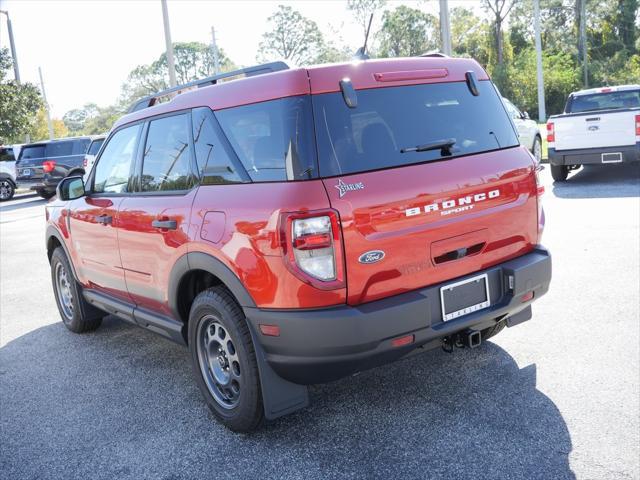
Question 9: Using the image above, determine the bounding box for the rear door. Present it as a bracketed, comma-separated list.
[117, 112, 197, 317]
[312, 79, 538, 305]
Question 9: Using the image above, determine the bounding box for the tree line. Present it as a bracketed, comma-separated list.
[1, 0, 638, 144]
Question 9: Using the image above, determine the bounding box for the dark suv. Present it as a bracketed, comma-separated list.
[16, 137, 93, 199]
[46, 58, 552, 432]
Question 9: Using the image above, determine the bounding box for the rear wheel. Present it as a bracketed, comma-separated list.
[550, 164, 568, 182]
[51, 247, 103, 333]
[188, 287, 264, 432]
[0, 179, 15, 201]
[37, 189, 55, 200]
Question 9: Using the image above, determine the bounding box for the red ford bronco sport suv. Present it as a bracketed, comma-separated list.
[46, 58, 551, 432]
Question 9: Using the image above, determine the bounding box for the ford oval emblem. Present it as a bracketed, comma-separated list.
[359, 250, 385, 264]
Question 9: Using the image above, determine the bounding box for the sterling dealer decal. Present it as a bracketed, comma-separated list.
[406, 189, 500, 217]
[335, 179, 365, 198]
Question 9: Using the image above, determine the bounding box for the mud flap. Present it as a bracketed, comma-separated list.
[506, 305, 532, 327]
[248, 325, 309, 420]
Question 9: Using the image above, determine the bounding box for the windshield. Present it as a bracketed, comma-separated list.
[567, 90, 640, 113]
[312, 80, 519, 177]
[88, 138, 105, 155]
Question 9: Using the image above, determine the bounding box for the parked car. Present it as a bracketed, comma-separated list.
[547, 84, 640, 181]
[0, 145, 18, 201]
[502, 97, 543, 163]
[46, 57, 551, 432]
[82, 136, 106, 181]
[15, 136, 93, 199]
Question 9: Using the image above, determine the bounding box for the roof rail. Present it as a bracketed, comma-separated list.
[127, 61, 289, 113]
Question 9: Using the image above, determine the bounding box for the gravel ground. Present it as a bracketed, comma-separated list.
[1, 164, 639, 480]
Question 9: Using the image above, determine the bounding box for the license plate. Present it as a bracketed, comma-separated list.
[440, 273, 490, 321]
[601, 152, 622, 163]
[22, 168, 32, 176]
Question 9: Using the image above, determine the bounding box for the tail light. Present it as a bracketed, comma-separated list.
[635, 115, 640, 136]
[280, 210, 345, 290]
[546, 122, 555, 143]
[83, 156, 88, 167]
[42, 160, 56, 173]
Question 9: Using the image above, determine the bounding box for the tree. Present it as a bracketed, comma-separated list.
[28, 109, 69, 141]
[0, 48, 43, 144]
[450, 7, 492, 65]
[378, 6, 439, 57]
[483, 0, 515, 65]
[257, 5, 324, 65]
[616, 0, 638, 52]
[347, 0, 386, 44]
[62, 103, 99, 135]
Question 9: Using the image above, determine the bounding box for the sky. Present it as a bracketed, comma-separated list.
[0, 0, 485, 118]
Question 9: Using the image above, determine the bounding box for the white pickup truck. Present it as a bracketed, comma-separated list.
[547, 85, 640, 181]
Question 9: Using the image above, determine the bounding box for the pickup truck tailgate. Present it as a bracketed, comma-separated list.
[554, 110, 637, 151]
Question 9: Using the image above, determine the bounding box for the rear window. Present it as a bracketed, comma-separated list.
[567, 90, 640, 113]
[313, 81, 519, 177]
[0, 148, 15, 162]
[88, 138, 104, 155]
[19, 145, 45, 160]
[215, 96, 317, 182]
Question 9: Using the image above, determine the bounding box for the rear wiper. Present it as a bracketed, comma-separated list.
[400, 138, 457, 155]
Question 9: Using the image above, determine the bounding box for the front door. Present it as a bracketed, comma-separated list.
[118, 113, 198, 317]
[69, 123, 142, 301]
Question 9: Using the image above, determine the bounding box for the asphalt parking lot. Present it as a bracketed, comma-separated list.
[1, 164, 638, 480]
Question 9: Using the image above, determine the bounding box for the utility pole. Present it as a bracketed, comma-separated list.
[38, 67, 54, 140]
[534, 0, 546, 121]
[210, 26, 220, 74]
[439, 0, 452, 56]
[579, 0, 588, 87]
[160, 0, 177, 87]
[0, 10, 21, 83]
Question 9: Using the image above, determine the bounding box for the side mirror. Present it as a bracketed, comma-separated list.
[522, 111, 530, 120]
[57, 176, 85, 201]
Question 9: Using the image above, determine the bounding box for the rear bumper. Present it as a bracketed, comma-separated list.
[16, 177, 59, 192]
[548, 143, 640, 166]
[245, 247, 552, 385]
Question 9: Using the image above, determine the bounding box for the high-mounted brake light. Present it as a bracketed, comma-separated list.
[279, 210, 345, 290]
[546, 122, 555, 143]
[43, 160, 56, 173]
[635, 115, 640, 136]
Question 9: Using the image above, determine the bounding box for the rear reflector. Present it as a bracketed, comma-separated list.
[259, 324, 280, 337]
[521, 291, 534, 302]
[391, 334, 414, 347]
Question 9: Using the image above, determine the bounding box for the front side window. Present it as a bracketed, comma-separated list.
[140, 114, 194, 192]
[216, 96, 317, 182]
[192, 107, 244, 185]
[93, 124, 141, 194]
[313, 81, 519, 177]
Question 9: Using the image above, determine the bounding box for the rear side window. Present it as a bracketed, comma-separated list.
[313, 81, 519, 177]
[216, 96, 317, 182]
[45, 141, 74, 157]
[19, 145, 45, 160]
[0, 148, 15, 162]
[93, 125, 141, 194]
[140, 114, 195, 192]
[192, 107, 244, 185]
[567, 90, 640, 113]
[88, 139, 104, 155]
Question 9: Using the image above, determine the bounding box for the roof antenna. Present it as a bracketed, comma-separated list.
[353, 14, 374, 60]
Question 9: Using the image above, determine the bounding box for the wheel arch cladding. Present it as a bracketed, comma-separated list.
[169, 252, 257, 334]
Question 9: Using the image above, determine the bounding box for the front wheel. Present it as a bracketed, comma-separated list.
[0, 179, 15, 201]
[188, 287, 264, 432]
[550, 164, 568, 182]
[532, 136, 542, 164]
[37, 189, 55, 200]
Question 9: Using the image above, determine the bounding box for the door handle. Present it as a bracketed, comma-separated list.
[152, 219, 177, 230]
[95, 214, 112, 225]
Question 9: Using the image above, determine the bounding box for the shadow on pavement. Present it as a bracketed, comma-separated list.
[0, 317, 575, 480]
[552, 163, 640, 199]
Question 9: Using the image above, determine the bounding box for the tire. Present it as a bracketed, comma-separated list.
[480, 321, 506, 341]
[550, 164, 568, 182]
[37, 189, 56, 200]
[50, 247, 103, 333]
[0, 179, 15, 201]
[532, 136, 542, 164]
[188, 287, 264, 432]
